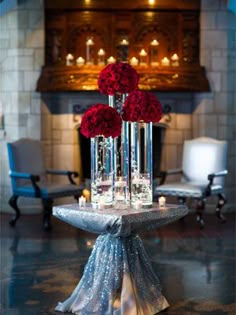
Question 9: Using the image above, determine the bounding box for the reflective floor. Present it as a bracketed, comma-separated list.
[0, 212, 235, 315]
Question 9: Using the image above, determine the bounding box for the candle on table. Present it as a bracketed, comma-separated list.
[115, 177, 127, 202]
[171, 53, 179, 67]
[158, 196, 166, 208]
[161, 57, 170, 67]
[66, 53, 74, 66]
[79, 196, 86, 207]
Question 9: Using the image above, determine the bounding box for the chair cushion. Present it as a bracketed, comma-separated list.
[15, 183, 83, 199]
[154, 181, 223, 198]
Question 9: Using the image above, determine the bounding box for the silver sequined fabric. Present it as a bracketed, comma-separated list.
[53, 203, 188, 237]
[53, 203, 188, 315]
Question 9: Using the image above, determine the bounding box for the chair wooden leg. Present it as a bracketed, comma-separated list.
[8, 195, 20, 227]
[216, 193, 226, 223]
[42, 199, 53, 231]
[196, 198, 205, 229]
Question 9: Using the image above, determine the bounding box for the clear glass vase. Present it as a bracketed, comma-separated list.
[90, 136, 114, 208]
[130, 122, 153, 208]
[109, 94, 129, 206]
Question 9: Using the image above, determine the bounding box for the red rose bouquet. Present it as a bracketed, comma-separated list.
[98, 62, 139, 95]
[80, 103, 122, 138]
[122, 90, 162, 123]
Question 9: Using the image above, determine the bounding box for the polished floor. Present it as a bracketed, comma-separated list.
[0, 211, 235, 315]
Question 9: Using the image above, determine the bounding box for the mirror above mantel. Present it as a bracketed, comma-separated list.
[36, 0, 210, 93]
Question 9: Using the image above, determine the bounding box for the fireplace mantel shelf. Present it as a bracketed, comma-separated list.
[36, 65, 210, 93]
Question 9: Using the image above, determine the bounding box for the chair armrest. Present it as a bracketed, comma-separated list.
[207, 169, 228, 185]
[156, 168, 183, 185]
[46, 169, 79, 185]
[9, 171, 41, 197]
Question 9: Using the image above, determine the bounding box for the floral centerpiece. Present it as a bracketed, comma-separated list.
[80, 103, 122, 138]
[122, 90, 162, 123]
[121, 90, 163, 208]
[81, 104, 122, 208]
[98, 63, 139, 205]
[98, 62, 139, 95]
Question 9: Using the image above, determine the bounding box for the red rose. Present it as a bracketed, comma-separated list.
[98, 62, 139, 95]
[80, 103, 122, 138]
[122, 90, 162, 123]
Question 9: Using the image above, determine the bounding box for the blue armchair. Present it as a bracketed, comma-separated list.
[7, 138, 84, 230]
[154, 137, 228, 228]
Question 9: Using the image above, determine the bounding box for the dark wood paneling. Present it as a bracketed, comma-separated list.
[37, 0, 209, 92]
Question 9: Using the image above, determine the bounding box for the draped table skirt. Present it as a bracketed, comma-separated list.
[53, 203, 188, 315]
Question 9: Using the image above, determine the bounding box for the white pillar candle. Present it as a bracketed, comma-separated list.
[66, 53, 74, 66]
[79, 196, 86, 207]
[150, 39, 159, 66]
[107, 56, 116, 64]
[76, 56, 85, 66]
[130, 57, 139, 66]
[171, 53, 179, 67]
[161, 57, 170, 66]
[97, 48, 105, 66]
[158, 196, 166, 208]
[139, 49, 148, 66]
[86, 38, 94, 65]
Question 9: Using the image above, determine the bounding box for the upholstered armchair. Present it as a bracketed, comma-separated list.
[7, 138, 84, 230]
[154, 137, 228, 228]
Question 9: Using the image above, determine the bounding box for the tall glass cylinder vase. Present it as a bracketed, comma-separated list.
[130, 122, 153, 208]
[109, 94, 129, 206]
[91, 136, 114, 208]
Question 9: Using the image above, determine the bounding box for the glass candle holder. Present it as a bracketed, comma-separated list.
[91, 136, 114, 208]
[131, 122, 153, 208]
[149, 39, 159, 66]
[131, 173, 152, 208]
[114, 176, 128, 207]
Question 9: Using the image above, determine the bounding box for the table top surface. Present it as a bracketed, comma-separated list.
[53, 203, 188, 237]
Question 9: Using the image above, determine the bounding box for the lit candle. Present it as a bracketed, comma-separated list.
[171, 53, 179, 67]
[115, 177, 127, 202]
[130, 57, 139, 66]
[97, 48, 105, 66]
[158, 196, 166, 208]
[134, 200, 143, 209]
[79, 196, 86, 207]
[119, 38, 129, 62]
[150, 39, 159, 66]
[107, 56, 116, 64]
[139, 49, 148, 66]
[161, 57, 170, 67]
[76, 56, 85, 66]
[66, 53, 74, 66]
[86, 38, 94, 65]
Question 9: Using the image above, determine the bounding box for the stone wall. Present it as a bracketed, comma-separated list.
[0, 0, 44, 212]
[192, 0, 236, 210]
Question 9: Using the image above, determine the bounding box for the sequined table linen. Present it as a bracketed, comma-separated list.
[53, 204, 188, 315]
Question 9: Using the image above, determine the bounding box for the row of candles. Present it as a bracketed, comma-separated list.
[79, 195, 167, 209]
[66, 38, 179, 67]
[66, 52, 179, 67]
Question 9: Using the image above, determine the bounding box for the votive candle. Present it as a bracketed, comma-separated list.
[161, 57, 170, 67]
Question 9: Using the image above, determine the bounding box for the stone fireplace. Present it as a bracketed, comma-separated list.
[0, 0, 235, 213]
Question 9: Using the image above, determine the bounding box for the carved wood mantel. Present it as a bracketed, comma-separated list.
[37, 0, 210, 92]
